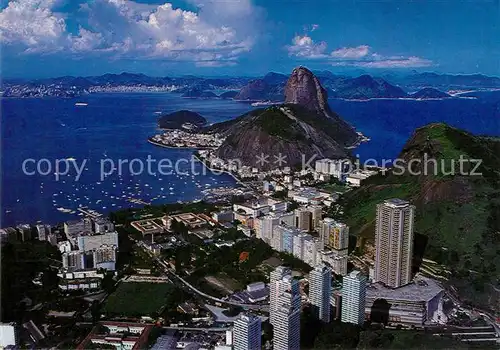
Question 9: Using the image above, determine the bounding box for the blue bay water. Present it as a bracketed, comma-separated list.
[1, 93, 254, 226]
[1, 91, 499, 226]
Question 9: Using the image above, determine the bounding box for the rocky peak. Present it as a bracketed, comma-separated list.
[284, 66, 331, 115]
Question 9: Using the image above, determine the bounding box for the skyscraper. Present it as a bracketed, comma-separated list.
[233, 314, 262, 350]
[374, 199, 415, 288]
[273, 295, 301, 350]
[307, 205, 323, 230]
[295, 208, 312, 231]
[269, 266, 301, 349]
[341, 270, 367, 325]
[320, 218, 349, 255]
[309, 265, 332, 322]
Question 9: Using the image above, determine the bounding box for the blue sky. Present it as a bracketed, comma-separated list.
[1, 0, 499, 78]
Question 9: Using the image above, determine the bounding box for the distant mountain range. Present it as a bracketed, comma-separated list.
[384, 71, 500, 90]
[410, 87, 452, 99]
[1, 70, 499, 99]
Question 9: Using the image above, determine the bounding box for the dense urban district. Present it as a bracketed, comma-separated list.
[2, 156, 499, 349]
[2, 67, 500, 349]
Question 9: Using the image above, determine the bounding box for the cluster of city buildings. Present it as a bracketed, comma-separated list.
[210, 193, 350, 276]
[227, 198, 447, 350]
[58, 217, 119, 290]
[0, 223, 56, 245]
[149, 130, 224, 149]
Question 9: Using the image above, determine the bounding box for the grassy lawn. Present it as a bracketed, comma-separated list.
[205, 273, 243, 294]
[318, 183, 349, 194]
[103, 282, 174, 317]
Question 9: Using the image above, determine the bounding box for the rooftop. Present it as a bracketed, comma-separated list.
[384, 198, 411, 208]
[366, 275, 443, 302]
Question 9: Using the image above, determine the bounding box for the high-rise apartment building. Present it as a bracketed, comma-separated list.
[35, 224, 51, 241]
[270, 266, 301, 350]
[273, 294, 301, 350]
[269, 267, 300, 326]
[295, 208, 312, 231]
[233, 314, 261, 350]
[341, 270, 367, 325]
[320, 218, 349, 254]
[374, 199, 415, 288]
[307, 205, 323, 230]
[77, 231, 119, 251]
[62, 251, 85, 271]
[309, 265, 332, 322]
[302, 236, 323, 267]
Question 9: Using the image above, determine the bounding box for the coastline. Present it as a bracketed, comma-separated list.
[147, 137, 246, 187]
[191, 153, 248, 188]
[147, 137, 215, 151]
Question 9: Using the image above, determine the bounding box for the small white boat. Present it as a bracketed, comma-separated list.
[75, 102, 88, 106]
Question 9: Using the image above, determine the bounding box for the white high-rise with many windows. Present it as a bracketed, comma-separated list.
[233, 314, 261, 350]
[269, 267, 301, 350]
[273, 294, 301, 350]
[374, 199, 415, 288]
[309, 264, 332, 322]
[341, 270, 367, 325]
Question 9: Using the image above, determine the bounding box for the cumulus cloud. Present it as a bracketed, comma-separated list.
[287, 34, 327, 59]
[286, 34, 432, 68]
[0, 0, 67, 50]
[0, 0, 260, 66]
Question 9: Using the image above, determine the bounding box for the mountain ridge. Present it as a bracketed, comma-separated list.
[205, 67, 359, 170]
[340, 123, 500, 312]
[3, 71, 500, 98]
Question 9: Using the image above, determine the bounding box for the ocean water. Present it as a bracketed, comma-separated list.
[329, 91, 500, 161]
[1, 93, 254, 226]
[2, 91, 499, 226]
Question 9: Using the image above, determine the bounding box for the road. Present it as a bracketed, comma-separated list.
[445, 286, 500, 340]
[162, 326, 231, 332]
[137, 240, 269, 312]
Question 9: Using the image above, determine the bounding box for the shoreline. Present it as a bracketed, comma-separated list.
[147, 137, 216, 151]
[147, 137, 246, 187]
[191, 154, 248, 188]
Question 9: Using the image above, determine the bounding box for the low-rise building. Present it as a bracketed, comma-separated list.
[365, 275, 445, 327]
[0, 323, 18, 348]
[212, 210, 234, 223]
[131, 219, 164, 236]
[77, 322, 153, 350]
[346, 169, 378, 187]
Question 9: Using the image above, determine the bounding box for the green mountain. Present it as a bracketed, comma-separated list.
[341, 123, 500, 311]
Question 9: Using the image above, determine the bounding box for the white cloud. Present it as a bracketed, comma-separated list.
[287, 34, 327, 59]
[71, 27, 104, 52]
[286, 34, 433, 68]
[0, 0, 260, 65]
[0, 0, 67, 50]
[331, 45, 370, 59]
[354, 56, 433, 68]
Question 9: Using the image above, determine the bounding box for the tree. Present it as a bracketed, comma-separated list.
[314, 321, 361, 349]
